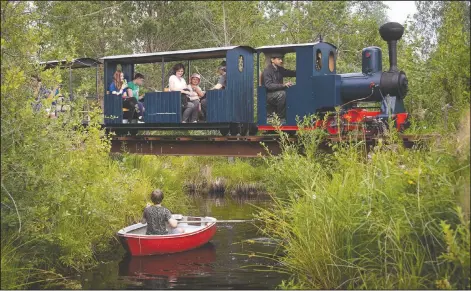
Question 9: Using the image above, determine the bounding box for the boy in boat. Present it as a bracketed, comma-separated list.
[141, 189, 184, 235]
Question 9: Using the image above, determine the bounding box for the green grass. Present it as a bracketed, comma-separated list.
[255, 113, 470, 289]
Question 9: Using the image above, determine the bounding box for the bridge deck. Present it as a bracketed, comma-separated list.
[110, 134, 437, 157]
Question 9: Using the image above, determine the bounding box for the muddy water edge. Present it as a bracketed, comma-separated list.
[76, 197, 290, 289]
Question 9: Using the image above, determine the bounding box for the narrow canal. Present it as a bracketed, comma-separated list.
[78, 197, 289, 289]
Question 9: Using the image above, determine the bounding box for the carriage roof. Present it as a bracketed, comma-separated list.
[39, 57, 101, 70]
[99, 46, 256, 64]
[256, 42, 337, 54]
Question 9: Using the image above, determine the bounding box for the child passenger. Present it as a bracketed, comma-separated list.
[141, 189, 185, 235]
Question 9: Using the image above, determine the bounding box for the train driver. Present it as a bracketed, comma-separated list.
[262, 52, 296, 123]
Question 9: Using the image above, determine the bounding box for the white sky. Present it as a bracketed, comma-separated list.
[384, 1, 417, 24]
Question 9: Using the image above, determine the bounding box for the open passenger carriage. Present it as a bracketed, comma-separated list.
[39, 57, 102, 121]
[100, 46, 257, 136]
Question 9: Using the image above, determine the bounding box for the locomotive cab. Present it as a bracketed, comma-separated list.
[256, 42, 339, 129]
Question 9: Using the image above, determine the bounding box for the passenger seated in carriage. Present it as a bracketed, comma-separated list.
[49, 84, 65, 118]
[31, 76, 62, 117]
[211, 65, 226, 90]
[126, 73, 145, 122]
[187, 73, 206, 121]
[169, 63, 199, 123]
[109, 70, 128, 96]
[141, 189, 184, 235]
[109, 70, 143, 123]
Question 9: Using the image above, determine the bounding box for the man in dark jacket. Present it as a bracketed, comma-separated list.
[262, 52, 296, 123]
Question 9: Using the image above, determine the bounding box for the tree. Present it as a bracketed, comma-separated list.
[193, 1, 269, 48]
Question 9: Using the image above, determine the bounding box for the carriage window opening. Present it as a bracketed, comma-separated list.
[315, 49, 322, 71]
[238, 55, 244, 72]
[328, 51, 335, 72]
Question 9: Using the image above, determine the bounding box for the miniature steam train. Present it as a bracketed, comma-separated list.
[42, 22, 410, 136]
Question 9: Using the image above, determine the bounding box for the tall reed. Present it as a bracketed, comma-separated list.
[256, 115, 470, 289]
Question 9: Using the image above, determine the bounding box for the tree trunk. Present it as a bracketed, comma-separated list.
[222, 3, 229, 46]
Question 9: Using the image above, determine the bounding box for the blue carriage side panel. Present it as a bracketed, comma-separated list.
[310, 42, 340, 112]
[104, 61, 117, 94]
[257, 85, 267, 125]
[282, 46, 314, 125]
[144, 92, 181, 123]
[207, 47, 254, 123]
[227, 47, 254, 123]
[104, 94, 123, 124]
[206, 90, 228, 123]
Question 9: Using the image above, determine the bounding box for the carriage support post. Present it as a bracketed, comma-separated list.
[161, 57, 165, 91]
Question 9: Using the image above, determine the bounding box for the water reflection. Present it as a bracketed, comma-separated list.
[119, 243, 216, 281]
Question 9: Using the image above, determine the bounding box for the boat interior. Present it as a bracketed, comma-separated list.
[120, 216, 216, 236]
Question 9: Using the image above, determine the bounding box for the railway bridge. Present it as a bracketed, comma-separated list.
[110, 134, 436, 157]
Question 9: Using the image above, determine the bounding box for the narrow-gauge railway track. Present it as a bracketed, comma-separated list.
[110, 134, 438, 157]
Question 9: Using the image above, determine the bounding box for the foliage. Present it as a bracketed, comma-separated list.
[437, 208, 470, 289]
[402, 1, 470, 132]
[120, 154, 267, 195]
[0, 2, 185, 289]
[256, 113, 470, 289]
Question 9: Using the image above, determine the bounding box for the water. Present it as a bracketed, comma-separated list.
[78, 198, 289, 289]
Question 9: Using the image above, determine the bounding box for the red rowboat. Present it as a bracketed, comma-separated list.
[117, 215, 217, 256]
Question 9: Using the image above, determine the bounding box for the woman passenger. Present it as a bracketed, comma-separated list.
[109, 70, 140, 121]
[109, 70, 128, 97]
[169, 63, 199, 123]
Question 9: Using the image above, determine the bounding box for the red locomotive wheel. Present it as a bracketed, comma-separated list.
[325, 116, 341, 135]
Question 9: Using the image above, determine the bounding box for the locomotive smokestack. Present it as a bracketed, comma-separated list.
[379, 22, 404, 72]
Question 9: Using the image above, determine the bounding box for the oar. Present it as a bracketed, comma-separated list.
[177, 219, 254, 224]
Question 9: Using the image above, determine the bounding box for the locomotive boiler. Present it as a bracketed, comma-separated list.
[338, 22, 409, 134]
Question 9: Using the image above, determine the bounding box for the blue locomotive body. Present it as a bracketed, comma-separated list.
[256, 22, 409, 133]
